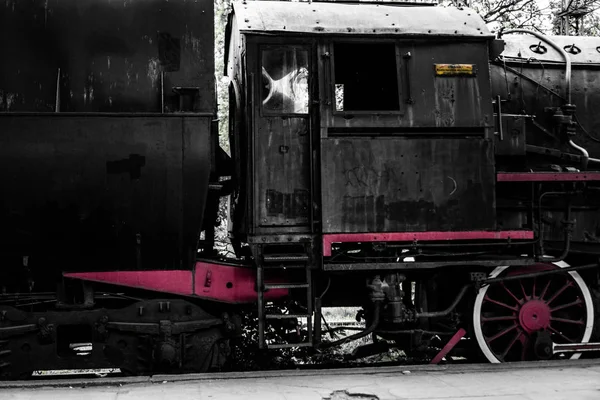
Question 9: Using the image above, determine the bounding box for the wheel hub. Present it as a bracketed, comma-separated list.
[518, 300, 551, 334]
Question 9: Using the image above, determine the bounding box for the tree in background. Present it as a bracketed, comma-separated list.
[444, 0, 600, 34]
[215, 0, 233, 155]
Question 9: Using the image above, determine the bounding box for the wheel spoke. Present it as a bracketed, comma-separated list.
[550, 316, 584, 326]
[501, 282, 523, 305]
[548, 326, 576, 343]
[550, 298, 583, 313]
[519, 280, 528, 300]
[481, 315, 518, 323]
[500, 330, 524, 359]
[539, 279, 552, 300]
[486, 324, 518, 343]
[518, 333, 529, 361]
[532, 277, 537, 299]
[484, 296, 519, 312]
[546, 280, 572, 305]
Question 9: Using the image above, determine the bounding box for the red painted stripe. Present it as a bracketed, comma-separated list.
[64, 262, 289, 304]
[498, 172, 600, 182]
[430, 328, 467, 364]
[64, 270, 194, 295]
[322, 230, 534, 257]
[193, 261, 288, 303]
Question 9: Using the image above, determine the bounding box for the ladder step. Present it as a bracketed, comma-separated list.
[264, 283, 309, 290]
[267, 342, 313, 349]
[266, 313, 310, 319]
[263, 255, 310, 263]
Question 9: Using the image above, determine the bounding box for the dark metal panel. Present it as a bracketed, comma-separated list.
[320, 41, 494, 133]
[255, 117, 311, 227]
[321, 137, 496, 233]
[490, 62, 600, 161]
[233, 2, 492, 38]
[0, 115, 211, 274]
[0, 0, 214, 113]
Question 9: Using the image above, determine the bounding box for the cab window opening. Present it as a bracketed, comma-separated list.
[333, 42, 400, 112]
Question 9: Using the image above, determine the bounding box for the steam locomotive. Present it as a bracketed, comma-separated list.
[0, 0, 599, 379]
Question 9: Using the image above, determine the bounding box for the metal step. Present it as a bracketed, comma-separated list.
[263, 254, 310, 263]
[265, 313, 310, 319]
[267, 342, 313, 349]
[264, 283, 309, 290]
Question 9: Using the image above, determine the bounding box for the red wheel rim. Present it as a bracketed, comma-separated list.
[479, 264, 588, 362]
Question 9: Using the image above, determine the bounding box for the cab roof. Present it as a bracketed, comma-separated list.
[231, 1, 492, 38]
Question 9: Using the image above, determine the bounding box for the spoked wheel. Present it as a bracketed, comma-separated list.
[473, 261, 595, 363]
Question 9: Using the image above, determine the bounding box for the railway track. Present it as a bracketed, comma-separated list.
[2, 359, 599, 390]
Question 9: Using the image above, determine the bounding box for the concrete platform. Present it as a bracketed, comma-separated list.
[1, 359, 599, 400]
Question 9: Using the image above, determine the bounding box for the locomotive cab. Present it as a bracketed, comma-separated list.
[226, 1, 521, 264]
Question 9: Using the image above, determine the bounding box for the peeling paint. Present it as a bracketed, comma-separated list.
[0, 90, 18, 111]
[107, 56, 111, 69]
[147, 58, 161, 87]
[5, 0, 16, 12]
[183, 32, 201, 53]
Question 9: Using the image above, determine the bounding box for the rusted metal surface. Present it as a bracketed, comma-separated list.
[255, 117, 311, 228]
[321, 138, 496, 233]
[232, 2, 492, 38]
[0, 0, 214, 113]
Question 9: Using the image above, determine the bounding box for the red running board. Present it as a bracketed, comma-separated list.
[64, 261, 288, 304]
[322, 230, 534, 257]
[497, 172, 600, 182]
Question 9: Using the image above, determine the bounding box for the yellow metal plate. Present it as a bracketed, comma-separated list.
[434, 64, 476, 76]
